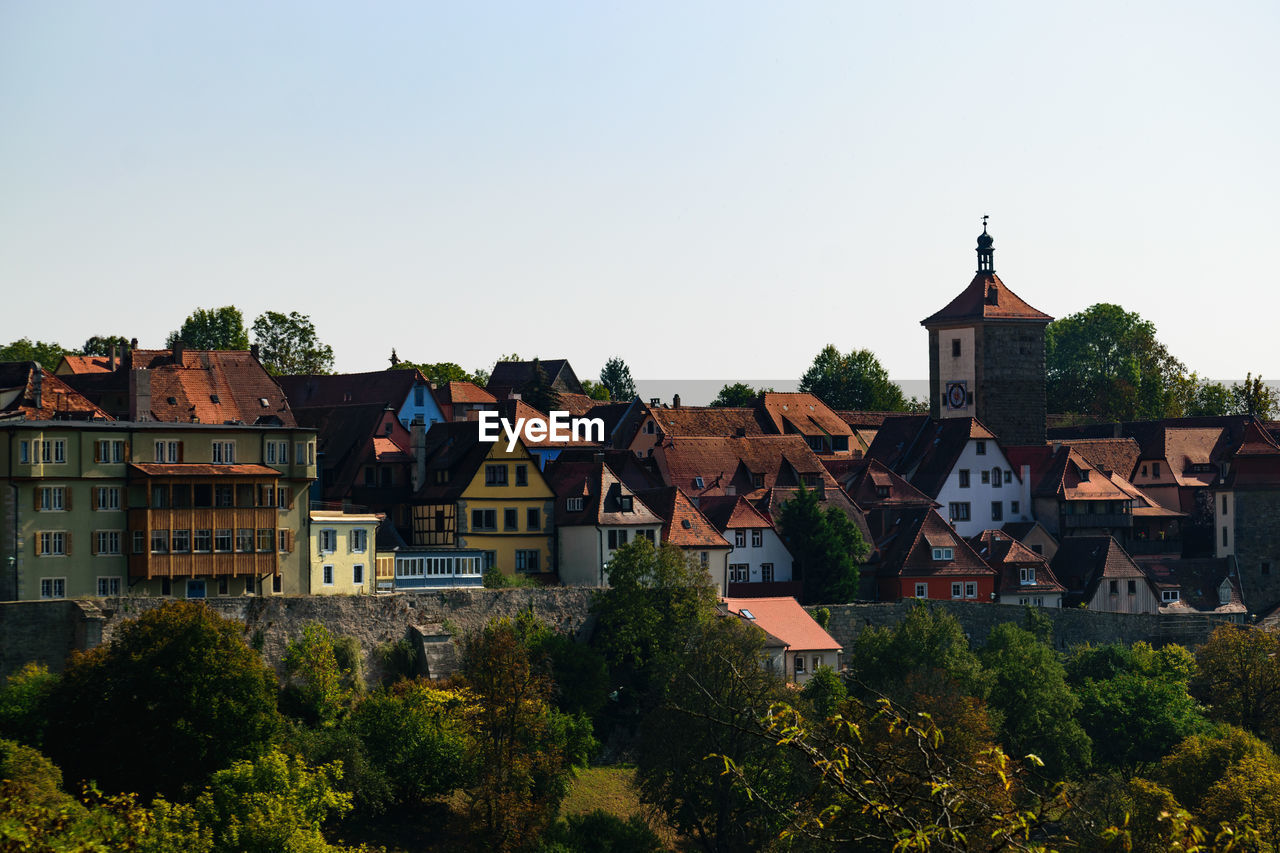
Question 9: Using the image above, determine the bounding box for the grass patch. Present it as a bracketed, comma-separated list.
[562, 765, 646, 819]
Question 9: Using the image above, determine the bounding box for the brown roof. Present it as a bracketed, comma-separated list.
[866, 415, 1000, 498]
[544, 461, 664, 527]
[558, 392, 602, 417]
[1062, 438, 1141, 478]
[698, 494, 774, 532]
[635, 486, 733, 549]
[870, 508, 996, 580]
[57, 355, 114, 375]
[0, 363, 114, 421]
[487, 359, 583, 396]
[920, 272, 1053, 326]
[1050, 536, 1148, 602]
[294, 403, 407, 503]
[969, 530, 1066, 597]
[444, 381, 496, 405]
[1135, 557, 1246, 615]
[723, 597, 842, 653]
[834, 411, 900, 430]
[834, 458, 936, 510]
[648, 406, 765, 438]
[757, 393, 852, 439]
[654, 435, 839, 499]
[129, 462, 279, 477]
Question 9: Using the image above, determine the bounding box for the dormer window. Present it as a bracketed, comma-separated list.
[693, 477, 705, 489]
[931, 547, 954, 561]
[1079, 468, 1090, 482]
[876, 486, 890, 499]
[1161, 589, 1180, 603]
[1153, 463, 1161, 478]
[618, 495, 633, 512]
[566, 497, 584, 512]
[1019, 567, 1036, 584]
[752, 473, 765, 488]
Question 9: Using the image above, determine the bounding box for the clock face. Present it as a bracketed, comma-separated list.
[946, 382, 968, 410]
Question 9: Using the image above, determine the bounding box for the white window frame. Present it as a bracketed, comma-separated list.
[212, 441, 236, 464]
[965, 581, 978, 599]
[94, 530, 122, 556]
[566, 497, 584, 512]
[350, 528, 367, 553]
[39, 531, 67, 556]
[40, 487, 66, 511]
[735, 530, 746, 548]
[751, 529, 763, 548]
[914, 582, 928, 598]
[1020, 567, 1036, 584]
[951, 582, 963, 599]
[40, 577, 66, 599]
[932, 547, 954, 561]
[323, 564, 334, 585]
[729, 563, 749, 583]
[97, 487, 120, 511]
[1162, 589, 1180, 602]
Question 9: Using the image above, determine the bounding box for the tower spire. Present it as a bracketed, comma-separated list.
[976, 215, 994, 273]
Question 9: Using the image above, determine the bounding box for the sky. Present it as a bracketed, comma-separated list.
[2, 1, 1277, 397]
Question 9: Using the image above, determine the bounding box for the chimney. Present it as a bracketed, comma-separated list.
[31, 368, 42, 410]
[672, 394, 681, 408]
[130, 337, 138, 351]
[109, 343, 118, 372]
[410, 420, 427, 492]
[650, 398, 660, 406]
[172, 339, 185, 366]
[129, 369, 152, 421]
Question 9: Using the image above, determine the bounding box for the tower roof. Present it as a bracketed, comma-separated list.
[920, 272, 1053, 326]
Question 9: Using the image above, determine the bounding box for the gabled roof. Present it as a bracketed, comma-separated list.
[1033, 446, 1132, 501]
[698, 494, 774, 532]
[0, 363, 113, 421]
[870, 508, 995, 580]
[723, 597, 842, 652]
[834, 458, 937, 510]
[56, 355, 115, 375]
[277, 369, 428, 410]
[647, 406, 765, 438]
[920, 272, 1053, 326]
[487, 359, 584, 396]
[543, 460, 664, 527]
[654, 435, 839, 499]
[410, 421, 502, 502]
[757, 393, 852, 439]
[293, 403, 407, 501]
[865, 415, 1000, 498]
[435, 381, 498, 422]
[1062, 438, 1141, 479]
[1136, 557, 1246, 615]
[969, 530, 1066, 597]
[1050, 536, 1147, 602]
[634, 487, 733, 549]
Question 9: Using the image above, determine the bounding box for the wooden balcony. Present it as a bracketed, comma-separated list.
[127, 507, 280, 579]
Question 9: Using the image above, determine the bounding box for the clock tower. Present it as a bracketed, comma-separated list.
[921, 221, 1052, 447]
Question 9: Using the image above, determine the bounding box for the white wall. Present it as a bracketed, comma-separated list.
[934, 441, 1032, 537]
[727, 527, 793, 582]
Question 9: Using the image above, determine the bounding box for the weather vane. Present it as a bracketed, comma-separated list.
[981, 214, 989, 231]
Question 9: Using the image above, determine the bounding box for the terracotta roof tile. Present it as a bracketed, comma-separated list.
[649, 406, 766, 438]
[723, 596, 842, 652]
[920, 273, 1052, 326]
[0, 363, 114, 421]
[1061, 438, 1141, 478]
[969, 530, 1066, 596]
[57, 355, 114, 375]
[129, 462, 279, 477]
[757, 393, 852, 439]
[544, 460, 664, 526]
[698, 494, 773, 531]
[866, 415, 999, 498]
[869, 508, 995, 580]
[654, 435, 839, 499]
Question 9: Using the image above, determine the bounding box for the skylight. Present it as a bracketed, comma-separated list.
[740, 608, 755, 620]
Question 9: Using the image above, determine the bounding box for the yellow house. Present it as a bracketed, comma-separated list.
[407, 422, 555, 581]
[308, 510, 381, 595]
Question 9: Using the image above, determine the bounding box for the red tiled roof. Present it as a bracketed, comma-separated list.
[969, 530, 1066, 596]
[835, 458, 937, 510]
[129, 463, 279, 477]
[1062, 438, 1140, 478]
[445, 381, 497, 405]
[871, 508, 995, 580]
[834, 411, 900, 430]
[635, 487, 733, 549]
[0, 363, 113, 421]
[57, 355, 114, 375]
[648, 406, 765, 438]
[723, 596, 842, 652]
[757, 393, 852, 439]
[866, 415, 1000, 498]
[654, 435, 839, 499]
[698, 494, 773, 532]
[920, 272, 1052, 326]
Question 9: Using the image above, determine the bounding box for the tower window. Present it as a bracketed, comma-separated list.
[952, 339, 961, 358]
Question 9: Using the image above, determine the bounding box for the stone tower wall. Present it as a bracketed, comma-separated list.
[976, 322, 1047, 446]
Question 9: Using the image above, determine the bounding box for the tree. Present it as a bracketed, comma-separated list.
[598, 357, 636, 402]
[980, 623, 1091, 781]
[392, 360, 484, 386]
[43, 601, 283, 799]
[251, 311, 335, 375]
[1074, 672, 1207, 768]
[81, 334, 130, 357]
[538, 810, 664, 853]
[0, 337, 73, 368]
[1198, 755, 1280, 850]
[521, 358, 562, 413]
[1045, 303, 1186, 421]
[168, 306, 250, 350]
[281, 623, 357, 727]
[846, 603, 992, 703]
[0, 661, 58, 748]
[1231, 372, 1278, 419]
[776, 485, 868, 604]
[1193, 624, 1280, 742]
[1158, 725, 1280, 814]
[578, 379, 612, 401]
[798, 345, 907, 411]
[709, 382, 771, 408]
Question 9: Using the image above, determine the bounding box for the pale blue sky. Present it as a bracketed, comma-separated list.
[2, 1, 1276, 389]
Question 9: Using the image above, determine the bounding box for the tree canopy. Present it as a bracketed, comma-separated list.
[0, 338, 73, 368]
[251, 310, 335, 375]
[798, 345, 907, 411]
[709, 382, 771, 408]
[776, 485, 868, 604]
[598, 357, 636, 401]
[168, 306, 251, 350]
[80, 334, 130, 357]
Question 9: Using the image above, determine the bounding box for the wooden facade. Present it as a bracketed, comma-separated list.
[412, 503, 456, 546]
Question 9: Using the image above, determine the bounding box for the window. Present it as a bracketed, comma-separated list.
[693, 477, 705, 489]
[273, 575, 283, 593]
[154, 440, 181, 463]
[276, 487, 291, 510]
[527, 509, 540, 531]
[951, 338, 961, 357]
[932, 547, 954, 561]
[752, 473, 765, 488]
[991, 501, 1003, 521]
[482, 551, 497, 570]
[19, 441, 28, 464]
[485, 465, 508, 486]
[914, 582, 928, 598]
[212, 441, 236, 464]
[730, 564, 748, 582]
[194, 529, 213, 552]
[794, 655, 806, 675]
[992, 467, 1002, 488]
[813, 655, 823, 671]
[172, 529, 191, 552]
[1128, 579, 1137, 594]
[258, 528, 274, 552]
[964, 582, 977, 599]
[735, 530, 746, 548]
[350, 528, 367, 553]
[980, 470, 990, 484]
[515, 465, 528, 487]
[1223, 526, 1229, 547]
[95, 439, 127, 464]
[186, 580, 206, 600]
[515, 549, 540, 572]
[40, 578, 66, 599]
[245, 577, 256, 595]
[951, 582, 963, 599]
[618, 495, 633, 512]
[278, 530, 293, 552]
[1004, 470, 1012, 484]
[1222, 494, 1229, 514]
[1109, 580, 1119, 594]
[975, 441, 986, 455]
[958, 469, 970, 488]
[761, 563, 774, 583]
[948, 502, 971, 522]
[214, 578, 227, 596]
[214, 529, 232, 552]
[608, 529, 628, 549]
[96, 577, 121, 596]
[353, 564, 364, 585]
[41, 439, 67, 463]
[1153, 462, 1161, 478]
[308, 442, 315, 465]
[1011, 501, 1020, 514]
[133, 530, 146, 554]
[566, 497, 583, 512]
[323, 565, 334, 585]
[215, 485, 233, 507]
[645, 421, 656, 434]
[471, 509, 496, 531]
[95, 487, 120, 511]
[160, 578, 172, 596]
[38, 487, 66, 511]
[94, 531, 121, 555]
[266, 441, 277, 464]
[150, 529, 169, 554]
[236, 529, 253, 552]
[319, 529, 337, 553]
[752, 529, 763, 548]
[1019, 567, 1036, 584]
[504, 508, 518, 530]
[1162, 589, 1180, 603]
[296, 442, 305, 465]
[414, 386, 425, 406]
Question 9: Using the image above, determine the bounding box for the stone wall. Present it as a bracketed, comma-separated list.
[814, 599, 1240, 655]
[1233, 489, 1280, 613]
[977, 323, 1047, 447]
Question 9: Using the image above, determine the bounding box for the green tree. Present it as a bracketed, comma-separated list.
[776, 485, 868, 604]
[800, 665, 847, 721]
[281, 623, 357, 728]
[81, 334, 130, 357]
[846, 602, 992, 703]
[709, 382, 770, 408]
[521, 358, 562, 413]
[168, 306, 250, 350]
[0, 338, 73, 368]
[251, 311, 335, 375]
[980, 623, 1091, 781]
[579, 379, 611, 401]
[0, 661, 58, 748]
[598, 357, 636, 402]
[1191, 378, 1234, 416]
[1075, 672, 1207, 768]
[1045, 303, 1187, 421]
[798, 345, 907, 411]
[538, 809, 664, 853]
[635, 613, 798, 850]
[43, 601, 283, 799]
[392, 360, 484, 386]
[1199, 754, 1280, 850]
[1193, 624, 1280, 742]
[1231, 372, 1278, 419]
[1157, 725, 1280, 814]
